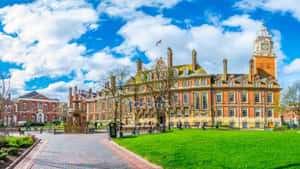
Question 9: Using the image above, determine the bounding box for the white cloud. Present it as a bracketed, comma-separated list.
[235, 0, 300, 21]
[284, 59, 300, 74]
[115, 14, 285, 75]
[97, 0, 185, 19]
[0, 0, 135, 101]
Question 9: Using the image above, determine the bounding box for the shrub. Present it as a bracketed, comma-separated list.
[0, 152, 7, 160]
[274, 125, 289, 131]
[221, 124, 230, 127]
[0, 136, 5, 148]
[7, 147, 18, 156]
[5, 136, 34, 148]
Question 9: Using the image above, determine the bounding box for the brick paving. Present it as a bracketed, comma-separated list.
[31, 134, 132, 169]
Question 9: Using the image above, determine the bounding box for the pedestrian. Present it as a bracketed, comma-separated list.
[94, 122, 98, 129]
[202, 122, 206, 130]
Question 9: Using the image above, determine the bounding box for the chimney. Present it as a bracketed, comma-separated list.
[89, 88, 92, 98]
[223, 59, 228, 81]
[68, 87, 72, 107]
[249, 59, 254, 81]
[110, 76, 116, 89]
[192, 49, 197, 72]
[137, 58, 142, 73]
[168, 47, 173, 67]
[74, 86, 78, 98]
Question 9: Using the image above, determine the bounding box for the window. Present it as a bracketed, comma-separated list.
[174, 69, 179, 77]
[147, 96, 151, 106]
[194, 93, 200, 109]
[216, 80, 221, 87]
[23, 115, 27, 121]
[89, 103, 93, 112]
[52, 104, 56, 111]
[32, 103, 36, 110]
[230, 122, 235, 128]
[228, 92, 235, 103]
[267, 93, 273, 103]
[151, 112, 154, 118]
[174, 82, 178, 88]
[139, 86, 143, 92]
[147, 73, 152, 81]
[183, 93, 188, 104]
[241, 92, 248, 103]
[32, 115, 35, 122]
[242, 108, 248, 117]
[173, 94, 178, 104]
[184, 122, 190, 128]
[45, 103, 48, 111]
[177, 111, 182, 117]
[255, 93, 260, 103]
[195, 80, 200, 86]
[229, 81, 234, 87]
[170, 111, 174, 118]
[268, 109, 273, 117]
[139, 97, 143, 107]
[23, 103, 27, 110]
[183, 67, 189, 76]
[96, 114, 99, 120]
[229, 108, 235, 117]
[89, 115, 93, 121]
[242, 122, 248, 128]
[195, 122, 200, 127]
[145, 113, 148, 119]
[202, 79, 207, 85]
[255, 108, 261, 117]
[183, 81, 188, 87]
[170, 122, 174, 127]
[216, 93, 222, 103]
[139, 113, 142, 119]
[202, 93, 208, 109]
[129, 99, 132, 112]
[242, 81, 247, 87]
[102, 102, 105, 111]
[255, 122, 261, 128]
[267, 82, 272, 88]
[255, 82, 260, 87]
[123, 100, 127, 112]
[184, 109, 189, 117]
[39, 103, 42, 109]
[217, 108, 222, 117]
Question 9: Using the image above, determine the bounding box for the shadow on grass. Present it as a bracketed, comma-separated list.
[119, 135, 137, 139]
[274, 163, 300, 169]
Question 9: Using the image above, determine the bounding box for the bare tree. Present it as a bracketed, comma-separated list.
[98, 66, 130, 136]
[137, 58, 176, 132]
[281, 82, 300, 123]
[0, 73, 11, 125]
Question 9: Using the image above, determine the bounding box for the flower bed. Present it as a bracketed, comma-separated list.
[0, 135, 35, 168]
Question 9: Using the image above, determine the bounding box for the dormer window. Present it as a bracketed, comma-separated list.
[147, 73, 152, 81]
[202, 79, 207, 85]
[242, 81, 247, 87]
[229, 81, 234, 87]
[267, 82, 272, 88]
[216, 80, 221, 87]
[174, 69, 179, 77]
[183, 67, 189, 76]
[174, 82, 178, 88]
[255, 82, 260, 87]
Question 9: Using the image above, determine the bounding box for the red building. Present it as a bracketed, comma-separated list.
[10, 91, 60, 125]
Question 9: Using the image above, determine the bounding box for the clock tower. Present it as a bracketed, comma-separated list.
[252, 22, 277, 79]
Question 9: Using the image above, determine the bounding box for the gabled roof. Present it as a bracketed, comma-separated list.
[19, 91, 41, 98]
[18, 91, 59, 101]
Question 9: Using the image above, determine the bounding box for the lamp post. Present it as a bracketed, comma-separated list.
[118, 86, 123, 137]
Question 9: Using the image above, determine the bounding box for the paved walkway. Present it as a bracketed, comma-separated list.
[30, 134, 132, 169]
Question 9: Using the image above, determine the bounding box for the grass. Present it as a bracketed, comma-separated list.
[114, 129, 300, 169]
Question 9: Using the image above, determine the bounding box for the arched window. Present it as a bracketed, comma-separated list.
[147, 72, 152, 81]
[183, 67, 189, 76]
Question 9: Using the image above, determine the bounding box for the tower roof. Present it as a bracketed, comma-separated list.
[256, 22, 271, 40]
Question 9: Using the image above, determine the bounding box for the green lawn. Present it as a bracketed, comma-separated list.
[113, 129, 300, 169]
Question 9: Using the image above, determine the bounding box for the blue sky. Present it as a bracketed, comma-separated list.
[0, 0, 299, 101]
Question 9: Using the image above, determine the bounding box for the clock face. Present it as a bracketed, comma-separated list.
[261, 43, 269, 50]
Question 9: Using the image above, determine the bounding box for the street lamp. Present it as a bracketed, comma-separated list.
[118, 86, 123, 137]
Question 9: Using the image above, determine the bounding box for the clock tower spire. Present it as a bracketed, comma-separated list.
[252, 21, 277, 79]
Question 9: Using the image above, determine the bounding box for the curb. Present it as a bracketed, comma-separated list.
[101, 138, 163, 169]
[6, 138, 41, 169]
